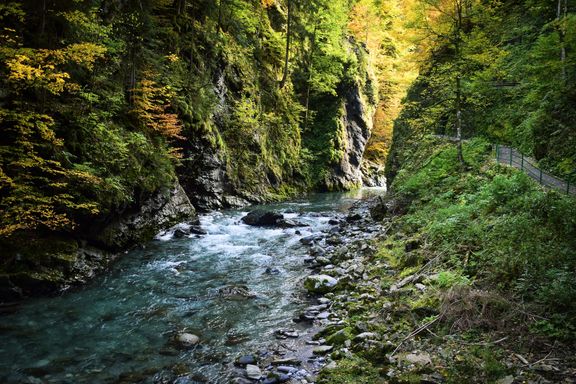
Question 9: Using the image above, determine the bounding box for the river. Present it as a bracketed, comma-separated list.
[0, 188, 385, 383]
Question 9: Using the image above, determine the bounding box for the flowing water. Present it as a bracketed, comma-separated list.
[0, 188, 385, 384]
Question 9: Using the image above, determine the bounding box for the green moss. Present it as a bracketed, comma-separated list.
[445, 347, 510, 384]
[325, 327, 353, 347]
[317, 356, 384, 384]
[388, 138, 576, 336]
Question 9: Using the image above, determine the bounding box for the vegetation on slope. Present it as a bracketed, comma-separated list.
[387, 0, 576, 183]
[319, 138, 576, 383]
[318, 0, 576, 380]
[349, 0, 420, 163]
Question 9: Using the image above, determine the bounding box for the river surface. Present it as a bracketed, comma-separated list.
[0, 188, 385, 384]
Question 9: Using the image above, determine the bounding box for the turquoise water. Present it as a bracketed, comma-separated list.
[0, 189, 384, 383]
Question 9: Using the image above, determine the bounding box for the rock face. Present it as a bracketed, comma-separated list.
[0, 180, 197, 300]
[94, 181, 196, 250]
[175, 70, 268, 212]
[178, 138, 247, 211]
[324, 81, 375, 191]
[361, 159, 387, 187]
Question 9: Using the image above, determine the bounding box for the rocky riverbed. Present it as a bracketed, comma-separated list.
[0, 189, 388, 384]
[225, 198, 389, 383]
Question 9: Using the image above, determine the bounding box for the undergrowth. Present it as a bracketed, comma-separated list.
[321, 137, 576, 383]
[390, 137, 576, 338]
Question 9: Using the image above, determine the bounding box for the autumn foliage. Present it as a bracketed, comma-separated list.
[130, 77, 183, 141]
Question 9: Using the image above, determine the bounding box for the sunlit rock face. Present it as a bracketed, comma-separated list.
[323, 82, 374, 191]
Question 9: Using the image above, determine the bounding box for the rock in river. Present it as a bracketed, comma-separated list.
[304, 275, 339, 294]
[313, 345, 334, 354]
[241, 210, 283, 226]
[275, 218, 309, 228]
[176, 333, 199, 347]
[217, 285, 256, 300]
[235, 355, 257, 366]
[245, 364, 262, 380]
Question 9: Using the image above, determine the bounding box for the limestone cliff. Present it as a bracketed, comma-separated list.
[324, 82, 375, 190]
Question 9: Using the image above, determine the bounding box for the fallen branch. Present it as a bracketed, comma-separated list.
[390, 316, 441, 357]
[514, 353, 530, 366]
[531, 351, 554, 367]
[449, 335, 509, 347]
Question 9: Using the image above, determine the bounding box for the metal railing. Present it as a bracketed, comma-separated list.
[495, 144, 575, 195]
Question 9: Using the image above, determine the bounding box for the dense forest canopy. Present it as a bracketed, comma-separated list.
[387, 0, 576, 182]
[0, 0, 363, 239]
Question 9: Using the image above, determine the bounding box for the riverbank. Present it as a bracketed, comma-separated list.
[309, 138, 576, 383]
[3, 136, 575, 384]
[227, 196, 388, 383]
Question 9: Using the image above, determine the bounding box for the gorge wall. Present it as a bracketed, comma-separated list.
[0, 0, 377, 299]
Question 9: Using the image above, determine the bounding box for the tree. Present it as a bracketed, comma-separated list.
[557, 0, 568, 84]
[130, 74, 183, 141]
[280, 0, 292, 88]
[415, 0, 502, 165]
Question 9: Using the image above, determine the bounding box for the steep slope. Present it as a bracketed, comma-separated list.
[386, 0, 576, 184]
[316, 0, 576, 381]
[318, 138, 576, 383]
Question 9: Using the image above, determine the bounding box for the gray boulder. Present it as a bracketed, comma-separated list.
[304, 275, 339, 294]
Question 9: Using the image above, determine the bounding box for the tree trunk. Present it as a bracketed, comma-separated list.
[175, 0, 185, 15]
[456, 77, 464, 165]
[280, 0, 292, 88]
[303, 24, 317, 130]
[128, 49, 137, 105]
[455, 1, 465, 165]
[218, 0, 225, 33]
[40, 0, 46, 37]
[557, 0, 568, 85]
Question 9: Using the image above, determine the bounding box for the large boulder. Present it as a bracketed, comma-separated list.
[369, 195, 409, 221]
[304, 275, 339, 294]
[241, 210, 283, 226]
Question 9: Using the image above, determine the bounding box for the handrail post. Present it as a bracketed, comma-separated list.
[496, 144, 499, 160]
[521, 153, 524, 170]
[539, 169, 543, 184]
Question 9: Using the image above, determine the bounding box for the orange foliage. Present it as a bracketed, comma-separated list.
[130, 76, 184, 142]
[261, 0, 275, 8]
